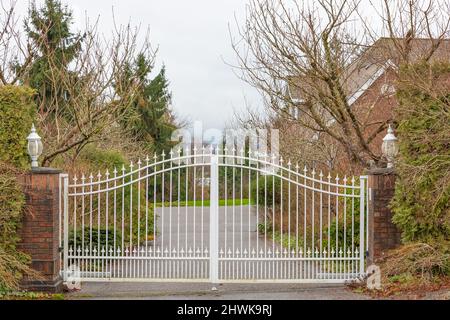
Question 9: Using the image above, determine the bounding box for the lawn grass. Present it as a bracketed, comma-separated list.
[155, 198, 255, 207]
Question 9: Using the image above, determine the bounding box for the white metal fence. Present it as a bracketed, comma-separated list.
[60, 147, 368, 283]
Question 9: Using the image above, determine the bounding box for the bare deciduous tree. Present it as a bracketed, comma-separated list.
[231, 0, 450, 169]
[0, 1, 157, 167]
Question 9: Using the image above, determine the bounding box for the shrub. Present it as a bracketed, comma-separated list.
[322, 188, 363, 252]
[380, 242, 450, 280]
[69, 227, 123, 252]
[391, 62, 450, 243]
[78, 144, 128, 172]
[251, 175, 282, 206]
[0, 163, 39, 291]
[0, 86, 36, 169]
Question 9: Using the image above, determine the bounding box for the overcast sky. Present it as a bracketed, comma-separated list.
[14, 0, 263, 130]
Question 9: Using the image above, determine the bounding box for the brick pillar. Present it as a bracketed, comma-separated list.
[366, 167, 402, 265]
[16, 168, 64, 293]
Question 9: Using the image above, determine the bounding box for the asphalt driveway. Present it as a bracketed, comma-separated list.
[67, 282, 370, 300]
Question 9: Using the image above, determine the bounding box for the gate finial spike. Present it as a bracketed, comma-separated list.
[327, 172, 332, 180]
[319, 171, 324, 178]
[303, 166, 308, 173]
[97, 171, 102, 179]
[129, 161, 134, 170]
[137, 159, 142, 166]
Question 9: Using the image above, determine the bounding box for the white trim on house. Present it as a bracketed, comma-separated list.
[287, 59, 397, 134]
[347, 59, 396, 106]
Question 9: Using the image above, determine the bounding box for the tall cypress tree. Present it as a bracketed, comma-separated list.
[22, 0, 83, 115]
[119, 53, 177, 154]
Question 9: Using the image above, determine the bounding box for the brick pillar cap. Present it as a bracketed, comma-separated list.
[30, 167, 62, 175]
[364, 167, 395, 176]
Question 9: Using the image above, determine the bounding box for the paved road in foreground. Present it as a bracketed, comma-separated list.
[67, 282, 370, 300]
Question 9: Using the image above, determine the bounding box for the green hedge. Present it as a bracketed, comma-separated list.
[0, 164, 35, 291]
[391, 62, 450, 243]
[0, 86, 36, 169]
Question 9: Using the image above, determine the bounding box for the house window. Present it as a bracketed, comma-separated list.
[291, 99, 304, 119]
[292, 106, 299, 119]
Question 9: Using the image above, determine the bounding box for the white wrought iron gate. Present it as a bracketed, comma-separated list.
[61, 148, 368, 283]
